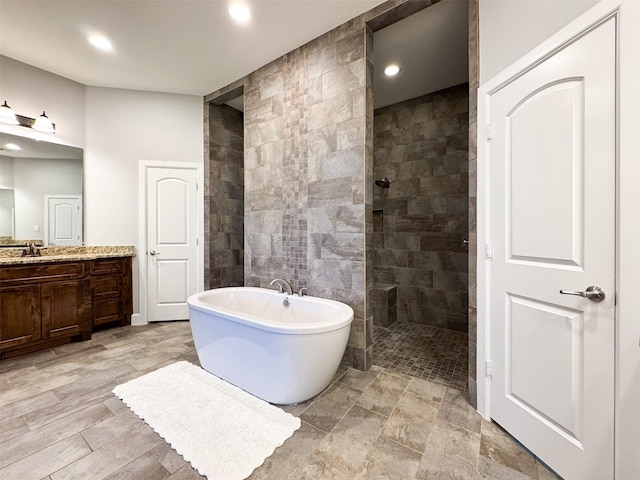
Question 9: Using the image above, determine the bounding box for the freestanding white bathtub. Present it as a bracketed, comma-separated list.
[187, 287, 354, 404]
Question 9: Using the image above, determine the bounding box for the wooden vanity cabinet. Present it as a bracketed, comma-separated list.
[90, 257, 133, 329]
[0, 262, 91, 358]
[0, 256, 133, 359]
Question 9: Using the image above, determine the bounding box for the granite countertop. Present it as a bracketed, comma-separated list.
[0, 246, 135, 265]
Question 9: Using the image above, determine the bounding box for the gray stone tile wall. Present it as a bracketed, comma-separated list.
[373, 84, 469, 332]
[242, 21, 371, 369]
[208, 103, 244, 288]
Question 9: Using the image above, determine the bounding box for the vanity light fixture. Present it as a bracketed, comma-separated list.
[384, 64, 401, 77]
[0, 102, 56, 134]
[32, 111, 56, 134]
[4, 143, 21, 151]
[0, 101, 19, 125]
[229, 3, 251, 23]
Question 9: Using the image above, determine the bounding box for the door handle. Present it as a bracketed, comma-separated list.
[149, 250, 160, 256]
[559, 285, 605, 303]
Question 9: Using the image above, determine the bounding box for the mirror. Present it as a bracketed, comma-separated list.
[0, 132, 83, 247]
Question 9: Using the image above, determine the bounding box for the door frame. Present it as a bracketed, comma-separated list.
[137, 160, 204, 325]
[476, 0, 640, 477]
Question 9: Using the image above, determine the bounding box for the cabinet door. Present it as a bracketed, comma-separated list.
[42, 280, 90, 339]
[0, 285, 42, 349]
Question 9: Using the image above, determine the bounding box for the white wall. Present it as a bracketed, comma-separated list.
[479, 0, 598, 83]
[12, 157, 82, 240]
[1, 57, 204, 314]
[84, 86, 203, 310]
[0, 56, 85, 147]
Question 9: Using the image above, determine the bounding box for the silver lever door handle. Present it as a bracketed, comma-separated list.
[559, 285, 605, 303]
[149, 250, 160, 256]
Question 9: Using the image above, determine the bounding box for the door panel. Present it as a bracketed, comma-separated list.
[147, 168, 198, 321]
[46, 195, 82, 246]
[489, 17, 615, 480]
[508, 80, 584, 266]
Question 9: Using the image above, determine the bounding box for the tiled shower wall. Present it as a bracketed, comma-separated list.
[203, 0, 481, 379]
[241, 20, 372, 368]
[373, 84, 469, 331]
[208, 103, 244, 288]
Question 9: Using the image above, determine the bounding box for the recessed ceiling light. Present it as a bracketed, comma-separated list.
[89, 34, 113, 52]
[4, 143, 21, 151]
[384, 64, 401, 77]
[229, 3, 251, 23]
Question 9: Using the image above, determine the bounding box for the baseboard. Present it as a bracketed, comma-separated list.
[130, 313, 146, 326]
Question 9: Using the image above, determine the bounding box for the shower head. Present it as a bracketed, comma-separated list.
[375, 177, 391, 188]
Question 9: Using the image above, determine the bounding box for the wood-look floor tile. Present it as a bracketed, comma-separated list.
[80, 409, 142, 451]
[165, 464, 206, 479]
[0, 371, 80, 408]
[101, 451, 171, 480]
[24, 382, 116, 429]
[0, 434, 91, 480]
[50, 424, 163, 480]
[0, 403, 112, 469]
[0, 415, 30, 444]
[147, 443, 187, 475]
[52, 365, 136, 402]
[0, 391, 60, 424]
[356, 371, 410, 417]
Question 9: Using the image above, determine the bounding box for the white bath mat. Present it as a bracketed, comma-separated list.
[112, 361, 301, 479]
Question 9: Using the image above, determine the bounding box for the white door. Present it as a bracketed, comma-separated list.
[45, 195, 82, 246]
[488, 17, 615, 480]
[146, 167, 198, 321]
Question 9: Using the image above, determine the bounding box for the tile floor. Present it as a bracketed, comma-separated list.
[0, 321, 559, 479]
[373, 322, 468, 391]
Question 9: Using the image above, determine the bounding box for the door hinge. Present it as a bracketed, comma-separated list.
[486, 124, 493, 141]
[485, 243, 492, 258]
[486, 360, 493, 377]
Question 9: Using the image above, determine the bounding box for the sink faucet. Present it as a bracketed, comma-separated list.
[269, 278, 293, 295]
[21, 242, 41, 257]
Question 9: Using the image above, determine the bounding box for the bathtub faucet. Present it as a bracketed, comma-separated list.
[270, 278, 293, 296]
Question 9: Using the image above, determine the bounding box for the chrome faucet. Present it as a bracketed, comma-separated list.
[298, 287, 308, 297]
[269, 278, 293, 295]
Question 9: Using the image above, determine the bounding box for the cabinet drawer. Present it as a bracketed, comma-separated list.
[92, 259, 124, 275]
[93, 298, 122, 326]
[93, 276, 120, 299]
[1, 262, 86, 284]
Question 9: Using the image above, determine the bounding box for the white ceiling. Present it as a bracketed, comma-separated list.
[0, 0, 387, 96]
[0, 0, 468, 108]
[373, 0, 468, 108]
